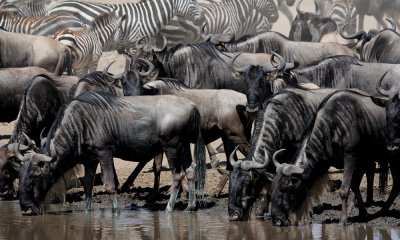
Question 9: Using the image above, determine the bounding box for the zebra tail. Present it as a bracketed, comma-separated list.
[193, 107, 206, 192]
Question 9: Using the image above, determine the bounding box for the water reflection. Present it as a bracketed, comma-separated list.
[0, 201, 398, 240]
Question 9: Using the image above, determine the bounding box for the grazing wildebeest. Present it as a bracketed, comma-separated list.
[276, 55, 400, 96]
[216, 31, 357, 66]
[18, 91, 205, 215]
[228, 88, 336, 221]
[340, 24, 400, 64]
[270, 89, 391, 226]
[0, 29, 72, 75]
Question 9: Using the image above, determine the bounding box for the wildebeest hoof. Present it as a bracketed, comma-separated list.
[185, 204, 198, 212]
[211, 159, 220, 169]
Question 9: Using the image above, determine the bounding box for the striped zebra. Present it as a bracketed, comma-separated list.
[53, 11, 126, 77]
[201, 0, 278, 40]
[0, 0, 55, 16]
[314, 0, 357, 34]
[46, 0, 204, 52]
[0, 10, 86, 36]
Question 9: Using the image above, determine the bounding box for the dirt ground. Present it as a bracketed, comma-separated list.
[2, 0, 400, 227]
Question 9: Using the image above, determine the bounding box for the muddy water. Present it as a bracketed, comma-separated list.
[0, 201, 399, 240]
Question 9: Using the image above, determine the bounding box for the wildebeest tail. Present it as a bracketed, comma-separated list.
[193, 107, 206, 191]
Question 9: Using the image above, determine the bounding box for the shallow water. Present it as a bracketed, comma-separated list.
[0, 201, 399, 240]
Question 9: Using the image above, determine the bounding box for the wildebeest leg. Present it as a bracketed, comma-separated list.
[164, 144, 183, 212]
[339, 155, 356, 225]
[97, 149, 118, 209]
[206, 143, 221, 169]
[213, 137, 236, 197]
[150, 153, 164, 202]
[349, 163, 368, 219]
[82, 162, 98, 212]
[365, 162, 376, 207]
[120, 161, 148, 193]
[373, 160, 400, 217]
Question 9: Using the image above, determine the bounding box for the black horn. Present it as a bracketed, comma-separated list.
[229, 52, 251, 73]
[137, 58, 155, 77]
[103, 60, 116, 76]
[229, 146, 241, 169]
[386, 18, 397, 31]
[14, 142, 25, 162]
[272, 149, 285, 169]
[296, 0, 305, 17]
[270, 52, 286, 71]
[377, 71, 397, 96]
[339, 23, 366, 40]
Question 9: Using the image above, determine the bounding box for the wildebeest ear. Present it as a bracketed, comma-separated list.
[370, 96, 388, 107]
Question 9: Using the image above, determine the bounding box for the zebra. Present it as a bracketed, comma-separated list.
[0, 10, 86, 36]
[0, 0, 55, 16]
[53, 11, 126, 77]
[46, 0, 205, 52]
[314, 0, 357, 34]
[201, 0, 278, 40]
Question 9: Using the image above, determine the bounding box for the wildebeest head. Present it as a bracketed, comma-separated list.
[18, 151, 54, 215]
[0, 134, 36, 199]
[270, 149, 306, 226]
[120, 50, 155, 96]
[175, 0, 205, 26]
[72, 61, 122, 97]
[375, 72, 400, 152]
[230, 52, 291, 114]
[289, 0, 313, 41]
[228, 147, 270, 221]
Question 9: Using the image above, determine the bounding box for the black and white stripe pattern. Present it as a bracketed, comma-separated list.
[315, 0, 357, 34]
[201, 0, 278, 40]
[0, 11, 85, 36]
[0, 0, 55, 16]
[47, 0, 204, 51]
[53, 12, 125, 76]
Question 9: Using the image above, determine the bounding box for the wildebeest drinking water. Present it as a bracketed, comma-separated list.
[270, 89, 393, 226]
[18, 91, 205, 215]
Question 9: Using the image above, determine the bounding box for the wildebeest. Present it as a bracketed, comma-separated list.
[289, 0, 352, 45]
[277, 55, 400, 96]
[0, 67, 72, 124]
[143, 42, 277, 93]
[270, 89, 391, 226]
[217, 31, 357, 66]
[0, 29, 72, 75]
[18, 91, 205, 215]
[228, 87, 336, 221]
[142, 78, 253, 194]
[340, 25, 400, 64]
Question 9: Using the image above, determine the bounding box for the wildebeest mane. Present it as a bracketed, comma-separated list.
[70, 71, 119, 97]
[73, 91, 128, 111]
[160, 42, 226, 64]
[223, 31, 286, 53]
[292, 55, 361, 88]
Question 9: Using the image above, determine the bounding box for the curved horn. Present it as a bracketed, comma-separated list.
[229, 52, 251, 73]
[386, 18, 397, 31]
[22, 132, 35, 148]
[339, 23, 366, 40]
[241, 148, 270, 171]
[296, 0, 305, 17]
[272, 149, 285, 169]
[137, 58, 155, 77]
[377, 71, 396, 96]
[229, 146, 241, 169]
[130, 48, 144, 70]
[103, 60, 116, 75]
[270, 52, 286, 71]
[7, 143, 29, 153]
[14, 142, 25, 162]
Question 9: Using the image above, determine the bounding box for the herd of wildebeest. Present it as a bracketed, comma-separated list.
[2, 0, 400, 227]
